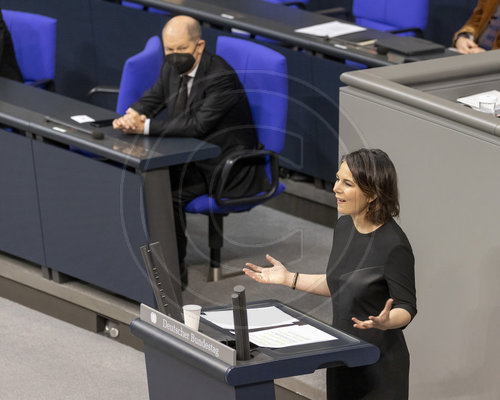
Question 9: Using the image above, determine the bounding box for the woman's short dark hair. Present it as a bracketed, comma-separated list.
[342, 148, 399, 225]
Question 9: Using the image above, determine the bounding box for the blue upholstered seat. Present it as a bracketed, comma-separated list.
[1, 9, 57, 89]
[185, 36, 288, 280]
[353, 0, 428, 37]
[79, 35, 162, 157]
[115, 35, 163, 114]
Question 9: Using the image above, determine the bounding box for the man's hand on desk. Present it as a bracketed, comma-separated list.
[112, 107, 146, 134]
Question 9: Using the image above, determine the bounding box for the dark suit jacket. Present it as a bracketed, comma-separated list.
[0, 12, 23, 82]
[453, 0, 500, 49]
[131, 51, 268, 197]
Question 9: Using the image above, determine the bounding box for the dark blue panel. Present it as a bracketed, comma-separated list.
[0, 0, 97, 100]
[90, 0, 168, 88]
[33, 140, 155, 305]
[0, 130, 45, 265]
[275, 47, 356, 182]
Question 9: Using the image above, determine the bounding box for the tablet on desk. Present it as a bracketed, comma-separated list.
[375, 36, 445, 56]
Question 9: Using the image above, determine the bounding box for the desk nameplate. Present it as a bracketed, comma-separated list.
[140, 303, 236, 366]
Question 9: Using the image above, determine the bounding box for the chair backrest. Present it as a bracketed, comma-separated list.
[116, 35, 164, 115]
[1, 9, 56, 84]
[263, 0, 309, 9]
[215, 36, 287, 154]
[353, 0, 428, 34]
[121, 1, 169, 15]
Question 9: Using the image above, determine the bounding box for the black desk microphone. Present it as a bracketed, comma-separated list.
[45, 116, 105, 140]
[232, 285, 251, 361]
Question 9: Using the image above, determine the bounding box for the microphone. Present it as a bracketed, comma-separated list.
[232, 285, 251, 361]
[44, 116, 105, 140]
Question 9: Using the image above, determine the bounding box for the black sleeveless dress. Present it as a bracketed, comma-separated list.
[326, 216, 417, 399]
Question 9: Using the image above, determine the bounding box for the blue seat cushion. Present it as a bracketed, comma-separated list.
[185, 182, 285, 214]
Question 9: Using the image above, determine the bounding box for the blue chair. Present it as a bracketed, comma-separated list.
[80, 35, 162, 157]
[88, 35, 163, 115]
[115, 35, 164, 114]
[1, 9, 57, 89]
[263, 0, 309, 9]
[121, 1, 169, 15]
[185, 36, 288, 281]
[320, 0, 428, 38]
[352, 0, 428, 37]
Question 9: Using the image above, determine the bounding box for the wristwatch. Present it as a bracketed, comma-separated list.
[454, 32, 474, 46]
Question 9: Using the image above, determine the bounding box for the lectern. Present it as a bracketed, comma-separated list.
[131, 300, 379, 400]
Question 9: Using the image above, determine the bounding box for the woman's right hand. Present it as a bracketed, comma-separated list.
[244, 254, 293, 287]
[455, 36, 485, 54]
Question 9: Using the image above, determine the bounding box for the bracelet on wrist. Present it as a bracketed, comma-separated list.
[291, 272, 299, 290]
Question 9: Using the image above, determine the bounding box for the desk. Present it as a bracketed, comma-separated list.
[2, 0, 455, 183]
[0, 78, 220, 306]
[133, 0, 395, 67]
[134, 0, 458, 66]
[132, 300, 380, 400]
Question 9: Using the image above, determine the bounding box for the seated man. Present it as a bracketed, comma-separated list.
[113, 15, 267, 289]
[453, 0, 500, 54]
[0, 11, 23, 81]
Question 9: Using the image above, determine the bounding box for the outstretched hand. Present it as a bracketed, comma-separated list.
[243, 254, 291, 286]
[352, 298, 394, 331]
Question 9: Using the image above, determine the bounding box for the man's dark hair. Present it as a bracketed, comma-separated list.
[342, 148, 400, 225]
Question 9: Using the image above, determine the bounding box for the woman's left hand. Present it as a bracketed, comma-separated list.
[352, 298, 393, 331]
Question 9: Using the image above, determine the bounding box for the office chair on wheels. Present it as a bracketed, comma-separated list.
[185, 36, 288, 281]
[1, 9, 57, 90]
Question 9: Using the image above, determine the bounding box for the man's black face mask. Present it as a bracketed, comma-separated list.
[165, 53, 195, 75]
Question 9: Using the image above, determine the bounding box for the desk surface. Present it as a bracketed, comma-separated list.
[132, 299, 380, 386]
[135, 0, 454, 67]
[0, 78, 220, 171]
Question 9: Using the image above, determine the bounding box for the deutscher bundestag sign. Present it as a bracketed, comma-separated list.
[140, 303, 236, 366]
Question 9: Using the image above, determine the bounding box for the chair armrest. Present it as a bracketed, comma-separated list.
[388, 27, 424, 38]
[87, 85, 119, 101]
[215, 149, 280, 207]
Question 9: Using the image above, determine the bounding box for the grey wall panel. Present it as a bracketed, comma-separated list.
[33, 140, 155, 306]
[339, 86, 500, 400]
[0, 131, 45, 265]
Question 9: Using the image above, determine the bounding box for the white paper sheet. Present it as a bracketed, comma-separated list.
[249, 324, 338, 348]
[201, 306, 299, 330]
[71, 115, 95, 123]
[295, 21, 366, 38]
[457, 90, 500, 109]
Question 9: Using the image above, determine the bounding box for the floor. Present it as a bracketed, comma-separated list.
[0, 205, 335, 399]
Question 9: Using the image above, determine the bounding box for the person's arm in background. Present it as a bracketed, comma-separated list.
[452, 0, 488, 54]
[0, 13, 23, 82]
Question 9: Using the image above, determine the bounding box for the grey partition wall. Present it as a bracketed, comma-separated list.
[338, 51, 500, 400]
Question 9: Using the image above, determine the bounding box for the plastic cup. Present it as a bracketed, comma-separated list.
[183, 304, 202, 331]
[478, 94, 497, 114]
